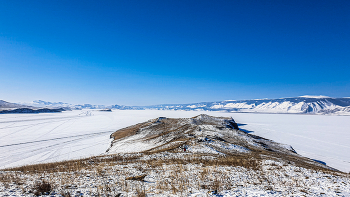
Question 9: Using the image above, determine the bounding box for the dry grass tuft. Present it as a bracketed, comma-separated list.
[33, 180, 52, 196]
[126, 174, 147, 181]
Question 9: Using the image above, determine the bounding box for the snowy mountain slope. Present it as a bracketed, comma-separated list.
[0, 100, 29, 109]
[140, 96, 350, 115]
[0, 100, 65, 114]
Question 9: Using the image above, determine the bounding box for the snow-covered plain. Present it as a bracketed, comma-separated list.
[0, 110, 349, 173]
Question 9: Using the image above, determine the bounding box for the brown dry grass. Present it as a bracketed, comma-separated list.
[138, 154, 261, 171]
[3, 148, 338, 176]
[145, 141, 187, 154]
[0, 172, 24, 186]
[33, 181, 52, 196]
[111, 121, 154, 141]
[144, 121, 193, 140]
[125, 174, 147, 181]
[4, 154, 140, 173]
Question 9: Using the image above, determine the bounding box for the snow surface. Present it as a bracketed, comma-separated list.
[232, 113, 350, 173]
[0, 110, 349, 173]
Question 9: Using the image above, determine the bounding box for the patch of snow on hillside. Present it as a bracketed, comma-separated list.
[210, 104, 224, 109]
[187, 104, 198, 108]
[299, 95, 331, 98]
[224, 102, 254, 109]
[208, 140, 250, 153]
[187, 144, 224, 154]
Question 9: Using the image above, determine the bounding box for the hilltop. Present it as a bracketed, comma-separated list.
[108, 114, 317, 168]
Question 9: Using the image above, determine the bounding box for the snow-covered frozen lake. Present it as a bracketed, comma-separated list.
[0, 110, 349, 172]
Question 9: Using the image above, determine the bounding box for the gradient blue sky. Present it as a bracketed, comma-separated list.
[0, 0, 349, 105]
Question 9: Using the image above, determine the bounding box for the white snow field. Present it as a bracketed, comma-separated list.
[231, 113, 350, 173]
[0, 110, 349, 173]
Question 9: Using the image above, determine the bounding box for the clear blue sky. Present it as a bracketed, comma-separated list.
[0, 0, 349, 105]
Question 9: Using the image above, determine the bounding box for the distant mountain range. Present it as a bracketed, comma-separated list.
[2, 95, 350, 115]
[141, 96, 350, 115]
[20, 100, 106, 110]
